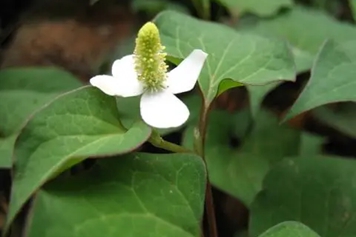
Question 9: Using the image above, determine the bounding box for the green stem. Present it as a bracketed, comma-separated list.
[201, 0, 211, 20]
[149, 130, 192, 153]
[195, 102, 218, 237]
[191, 0, 211, 20]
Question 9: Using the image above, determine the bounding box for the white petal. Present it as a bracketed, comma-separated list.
[90, 75, 122, 96]
[112, 54, 136, 78]
[90, 73, 144, 97]
[167, 49, 208, 94]
[90, 54, 144, 97]
[140, 90, 189, 129]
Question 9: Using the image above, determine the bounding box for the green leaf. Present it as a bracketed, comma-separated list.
[217, 80, 243, 97]
[233, 108, 252, 139]
[216, 0, 293, 17]
[184, 111, 270, 206]
[0, 67, 81, 137]
[182, 109, 300, 206]
[249, 156, 356, 237]
[27, 153, 206, 237]
[6, 86, 152, 231]
[0, 68, 81, 168]
[350, 0, 356, 20]
[299, 132, 325, 156]
[284, 40, 356, 121]
[239, 7, 356, 72]
[154, 10, 296, 107]
[240, 109, 300, 164]
[312, 103, 356, 139]
[247, 82, 281, 118]
[258, 221, 320, 237]
[181, 94, 202, 124]
[0, 134, 16, 168]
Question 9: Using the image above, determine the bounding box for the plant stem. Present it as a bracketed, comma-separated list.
[191, 0, 211, 20]
[201, 0, 211, 20]
[148, 130, 192, 153]
[196, 103, 218, 237]
[204, 182, 218, 237]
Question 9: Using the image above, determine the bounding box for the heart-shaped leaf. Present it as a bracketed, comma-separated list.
[299, 132, 325, 156]
[0, 67, 81, 137]
[312, 103, 356, 139]
[0, 135, 16, 168]
[284, 40, 356, 121]
[154, 10, 296, 108]
[0, 68, 81, 167]
[6, 86, 151, 231]
[239, 110, 300, 164]
[216, 0, 293, 17]
[183, 111, 269, 206]
[239, 7, 356, 72]
[183, 109, 301, 206]
[250, 156, 356, 237]
[258, 221, 320, 237]
[247, 82, 281, 118]
[27, 153, 206, 237]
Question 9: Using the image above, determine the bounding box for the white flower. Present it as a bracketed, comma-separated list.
[90, 22, 207, 129]
[90, 49, 208, 128]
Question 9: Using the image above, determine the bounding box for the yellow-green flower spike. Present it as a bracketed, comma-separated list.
[134, 22, 168, 91]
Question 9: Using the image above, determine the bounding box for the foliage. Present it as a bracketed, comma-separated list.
[1, 0, 356, 237]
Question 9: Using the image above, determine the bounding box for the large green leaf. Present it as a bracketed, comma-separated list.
[183, 109, 301, 206]
[258, 221, 320, 237]
[216, 0, 293, 17]
[249, 156, 356, 237]
[6, 86, 152, 231]
[0, 67, 81, 137]
[0, 68, 81, 167]
[312, 103, 356, 139]
[154, 10, 295, 107]
[183, 111, 269, 206]
[239, 7, 356, 72]
[239, 110, 300, 164]
[27, 153, 206, 237]
[246, 82, 281, 119]
[0, 134, 16, 168]
[284, 40, 356, 121]
[299, 132, 325, 156]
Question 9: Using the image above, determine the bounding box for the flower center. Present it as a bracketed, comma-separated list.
[134, 22, 168, 92]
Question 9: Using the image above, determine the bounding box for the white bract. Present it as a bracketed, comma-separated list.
[90, 22, 207, 129]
